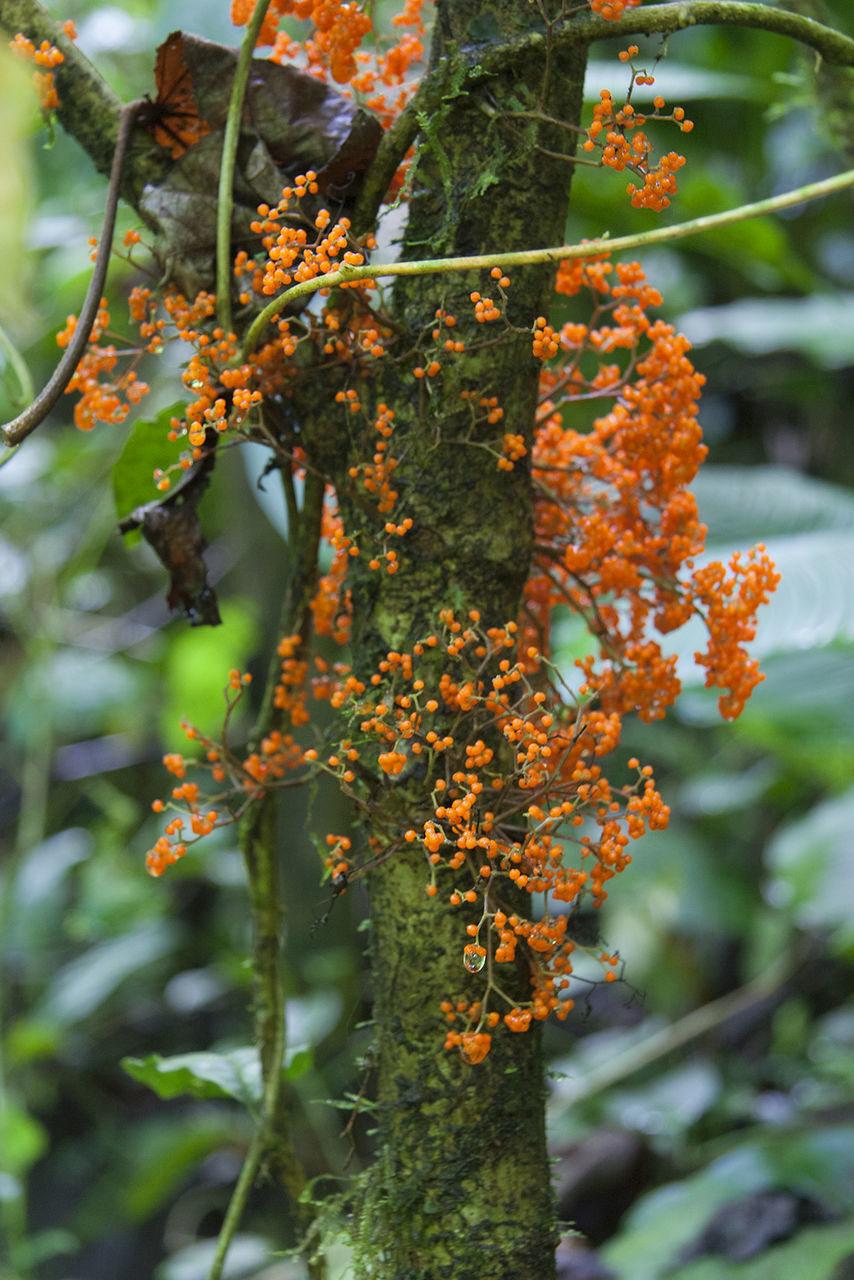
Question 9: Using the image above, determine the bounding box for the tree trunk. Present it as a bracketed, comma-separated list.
[314, 8, 591, 1276]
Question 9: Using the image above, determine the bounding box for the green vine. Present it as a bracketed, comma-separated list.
[208, 469, 326, 1280]
[216, 0, 273, 334]
[246, 165, 854, 353]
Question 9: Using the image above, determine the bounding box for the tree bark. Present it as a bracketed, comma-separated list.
[304, 7, 591, 1276]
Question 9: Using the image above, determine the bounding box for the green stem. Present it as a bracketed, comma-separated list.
[209, 469, 326, 1280]
[207, 979, 284, 1280]
[0, 319, 34, 411]
[246, 165, 854, 351]
[216, 0, 273, 334]
[490, 1, 854, 69]
[0, 322, 33, 467]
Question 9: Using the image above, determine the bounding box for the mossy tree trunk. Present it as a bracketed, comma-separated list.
[301, 8, 591, 1277]
[1, 0, 589, 1271]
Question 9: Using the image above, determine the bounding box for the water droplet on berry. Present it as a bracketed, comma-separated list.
[463, 946, 485, 973]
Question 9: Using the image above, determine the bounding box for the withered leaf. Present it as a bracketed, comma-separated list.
[139, 32, 382, 295]
[119, 449, 220, 628]
[141, 501, 221, 628]
[145, 31, 212, 159]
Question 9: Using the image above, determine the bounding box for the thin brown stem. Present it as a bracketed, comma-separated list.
[2, 98, 146, 447]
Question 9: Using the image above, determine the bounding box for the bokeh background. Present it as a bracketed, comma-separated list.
[2, 3, 854, 1277]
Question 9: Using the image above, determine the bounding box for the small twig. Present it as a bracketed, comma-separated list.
[350, 0, 854, 236]
[551, 949, 798, 1113]
[2, 98, 146, 448]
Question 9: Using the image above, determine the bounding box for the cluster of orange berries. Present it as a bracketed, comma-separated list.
[241, 183, 386, 377]
[312, 498, 354, 645]
[341, 401, 403, 547]
[52, 202, 293, 460]
[410, 308, 464, 382]
[691, 548, 780, 718]
[470, 272, 511, 327]
[585, 52, 693, 211]
[348, 0, 428, 132]
[591, 0, 641, 18]
[307, 611, 671, 1062]
[523, 252, 777, 724]
[146, 673, 249, 876]
[232, 0, 428, 133]
[56, 300, 149, 431]
[231, 0, 371, 83]
[9, 27, 73, 111]
[533, 316, 560, 361]
[499, 433, 527, 471]
[142, 10, 778, 1067]
[145, 657, 315, 875]
[251, 178, 367, 295]
[125, 283, 288, 488]
[147, 596, 673, 1058]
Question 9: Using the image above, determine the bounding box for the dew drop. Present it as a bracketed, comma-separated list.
[463, 946, 485, 973]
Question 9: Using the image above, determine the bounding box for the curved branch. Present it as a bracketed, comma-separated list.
[352, 95, 424, 235]
[247, 165, 854, 351]
[2, 98, 147, 448]
[477, 1, 854, 71]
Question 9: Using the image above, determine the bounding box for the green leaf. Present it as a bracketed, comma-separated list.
[682, 293, 854, 367]
[678, 761, 776, 817]
[35, 922, 178, 1027]
[677, 649, 854, 788]
[153, 1234, 273, 1280]
[0, 51, 34, 331]
[3, 828, 91, 954]
[602, 1125, 854, 1280]
[679, 647, 854, 737]
[0, 1101, 48, 1177]
[284, 1047, 313, 1081]
[120, 1115, 237, 1222]
[160, 598, 259, 739]
[671, 167, 814, 292]
[583, 61, 764, 105]
[553, 468, 854, 708]
[692, 467, 854, 545]
[602, 1060, 722, 1140]
[122, 1047, 265, 1105]
[11, 1230, 78, 1271]
[122, 1040, 315, 1106]
[112, 403, 189, 544]
[809, 1003, 854, 1092]
[766, 786, 854, 950]
[5, 1018, 61, 1066]
[690, 529, 854, 670]
[665, 1219, 854, 1280]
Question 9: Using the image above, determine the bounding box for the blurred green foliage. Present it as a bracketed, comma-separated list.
[2, 3, 854, 1278]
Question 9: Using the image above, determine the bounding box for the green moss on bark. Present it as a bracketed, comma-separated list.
[314, 9, 592, 1278]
